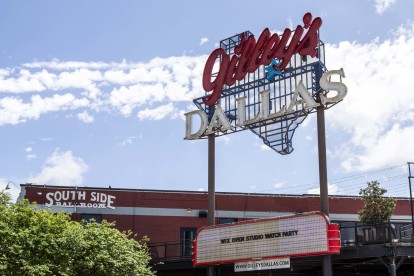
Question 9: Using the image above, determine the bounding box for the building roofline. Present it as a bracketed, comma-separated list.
[19, 183, 411, 200]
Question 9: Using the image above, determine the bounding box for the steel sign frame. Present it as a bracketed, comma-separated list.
[186, 13, 347, 154]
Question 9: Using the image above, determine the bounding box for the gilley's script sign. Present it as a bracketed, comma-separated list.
[185, 13, 347, 154]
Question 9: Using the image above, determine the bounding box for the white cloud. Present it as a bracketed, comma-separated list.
[25, 147, 32, 152]
[120, 136, 137, 147]
[26, 154, 37, 161]
[22, 59, 112, 70]
[341, 124, 414, 171]
[77, 110, 94, 123]
[374, 0, 396, 15]
[1, 22, 414, 178]
[217, 135, 231, 145]
[259, 144, 271, 152]
[274, 181, 285, 188]
[307, 183, 341, 195]
[137, 103, 175, 121]
[109, 83, 166, 116]
[0, 94, 90, 125]
[200, 37, 209, 46]
[287, 17, 293, 30]
[0, 68, 102, 96]
[27, 149, 88, 186]
[249, 185, 257, 191]
[325, 22, 414, 172]
[0, 55, 206, 124]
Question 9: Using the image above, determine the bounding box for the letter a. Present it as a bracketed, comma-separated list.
[287, 81, 319, 112]
[204, 105, 232, 135]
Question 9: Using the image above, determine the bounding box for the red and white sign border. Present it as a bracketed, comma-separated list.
[193, 211, 340, 266]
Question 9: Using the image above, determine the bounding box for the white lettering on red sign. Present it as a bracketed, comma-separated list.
[45, 191, 116, 209]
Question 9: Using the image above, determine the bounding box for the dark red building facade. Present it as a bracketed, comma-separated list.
[20, 184, 414, 275]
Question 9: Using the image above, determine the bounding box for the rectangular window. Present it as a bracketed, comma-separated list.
[81, 214, 102, 223]
[180, 227, 197, 257]
[219, 218, 237, 224]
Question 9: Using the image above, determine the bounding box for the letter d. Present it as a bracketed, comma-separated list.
[184, 110, 208, 139]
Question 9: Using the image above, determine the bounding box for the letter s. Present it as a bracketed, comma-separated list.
[91, 192, 96, 202]
[45, 193, 53, 207]
[319, 68, 348, 105]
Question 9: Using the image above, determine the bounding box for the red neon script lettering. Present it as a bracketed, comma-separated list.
[202, 12, 322, 107]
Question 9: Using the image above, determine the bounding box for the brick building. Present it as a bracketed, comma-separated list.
[20, 184, 414, 275]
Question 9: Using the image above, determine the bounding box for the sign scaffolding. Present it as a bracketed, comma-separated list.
[185, 12, 348, 276]
[186, 13, 346, 154]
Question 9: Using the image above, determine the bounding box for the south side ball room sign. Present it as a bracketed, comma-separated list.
[193, 212, 340, 266]
[185, 13, 347, 154]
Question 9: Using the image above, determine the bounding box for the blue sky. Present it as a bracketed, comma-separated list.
[1, 0, 414, 201]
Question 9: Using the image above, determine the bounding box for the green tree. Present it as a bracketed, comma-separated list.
[358, 180, 396, 225]
[0, 191, 154, 276]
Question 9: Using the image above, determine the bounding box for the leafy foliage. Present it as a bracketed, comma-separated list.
[0, 191, 154, 276]
[358, 180, 396, 225]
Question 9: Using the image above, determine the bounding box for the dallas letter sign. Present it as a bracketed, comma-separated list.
[185, 13, 347, 154]
[193, 212, 340, 266]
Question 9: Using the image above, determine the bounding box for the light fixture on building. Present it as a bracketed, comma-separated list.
[5, 181, 18, 190]
[186, 208, 192, 213]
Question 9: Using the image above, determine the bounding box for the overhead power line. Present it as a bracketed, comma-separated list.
[255, 163, 409, 196]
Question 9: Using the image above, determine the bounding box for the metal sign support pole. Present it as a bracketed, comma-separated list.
[316, 104, 332, 276]
[408, 162, 414, 241]
[208, 134, 216, 276]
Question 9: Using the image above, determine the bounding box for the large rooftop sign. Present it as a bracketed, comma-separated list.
[193, 212, 340, 266]
[185, 13, 347, 154]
